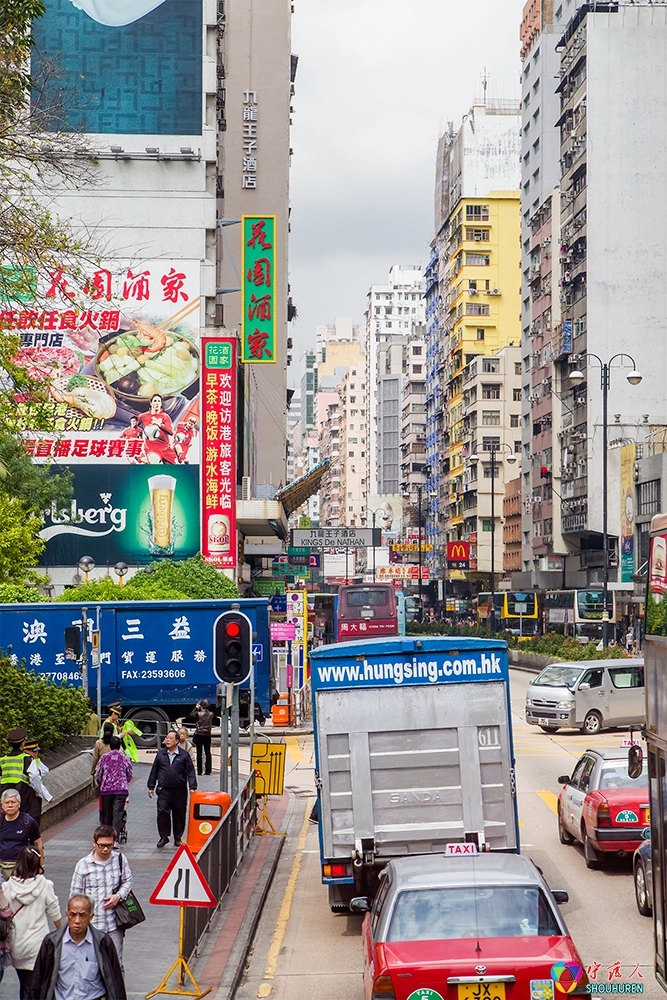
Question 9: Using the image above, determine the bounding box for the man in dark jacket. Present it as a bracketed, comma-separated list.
[190, 699, 214, 775]
[147, 730, 197, 848]
[28, 893, 126, 1000]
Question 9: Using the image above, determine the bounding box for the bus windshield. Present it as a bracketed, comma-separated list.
[505, 593, 537, 617]
[577, 590, 609, 619]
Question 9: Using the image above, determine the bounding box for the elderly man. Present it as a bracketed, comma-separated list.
[28, 893, 126, 1000]
[147, 730, 196, 848]
[0, 788, 43, 879]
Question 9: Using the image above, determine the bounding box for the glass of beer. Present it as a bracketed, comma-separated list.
[148, 475, 177, 554]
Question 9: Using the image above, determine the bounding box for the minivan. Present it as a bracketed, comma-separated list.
[525, 658, 644, 735]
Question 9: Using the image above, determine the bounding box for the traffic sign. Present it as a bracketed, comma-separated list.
[252, 643, 264, 662]
[291, 527, 380, 548]
[149, 843, 216, 907]
[288, 546, 310, 556]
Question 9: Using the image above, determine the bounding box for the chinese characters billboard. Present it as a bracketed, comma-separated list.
[241, 216, 276, 363]
[620, 443, 635, 583]
[5, 260, 201, 467]
[39, 464, 200, 565]
[201, 337, 237, 569]
[32, 0, 202, 135]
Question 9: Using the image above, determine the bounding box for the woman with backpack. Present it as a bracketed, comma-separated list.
[3, 846, 62, 998]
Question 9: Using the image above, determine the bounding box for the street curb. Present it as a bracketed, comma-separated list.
[214, 835, 285, 1000]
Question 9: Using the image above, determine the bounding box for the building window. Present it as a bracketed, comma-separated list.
[467, 254, 490, 266]
[514, 362, 522, 375]
[514, 440, 522, 453]
[543, 518, 553, 536]
[413, 365, 422, 373]
[533, 520, 543, 537]
[510, 414, 519, 427]
[482, 436, 500, 452]
[638, 479, 661, 516]
[466, 205, 489, 221]
[348, 451, 354, 457]
[476, 329, 485, 341]
[482, 410, 500, 425]
[482, 519, 494, 531]
[412, 345, 422, 355]
[465, 228, 490, 242]
[482, 385, 500, 400]
[482, 358, 500, 373]
[513, 388, 522, 401]
[466, 303, 490, 316]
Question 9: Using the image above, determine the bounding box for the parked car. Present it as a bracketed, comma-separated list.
[355, 852, 587, 1000]
[526, 659, 645, 735]
[557, 748, 650, 869]
[634, 839, 653, 916]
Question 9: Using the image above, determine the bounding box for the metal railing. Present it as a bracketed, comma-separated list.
[293, 680, 312, 727]
[182, 774, 256, 960]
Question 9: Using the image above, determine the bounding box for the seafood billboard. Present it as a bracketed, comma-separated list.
[3, 260, 202, 466]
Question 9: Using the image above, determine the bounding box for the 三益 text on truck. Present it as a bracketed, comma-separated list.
[309, 636, 518, 911]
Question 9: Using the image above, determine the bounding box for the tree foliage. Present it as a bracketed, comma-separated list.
[0, 582, 42, 603]
[56, 556, 240, 603]
[0, 653, 90, 751]
[0, 494, 46, 583]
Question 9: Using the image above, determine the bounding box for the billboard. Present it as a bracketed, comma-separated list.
[620, 443, 635, 583]
[200, 338, 237, 569]
[32, 0, 203, 135]
[241, 217, 276, 363]
[8, 260, 201, 467]
[447, 540, 471, 569]
[366, 494, 403, 538]
[39, 464, 200, 565]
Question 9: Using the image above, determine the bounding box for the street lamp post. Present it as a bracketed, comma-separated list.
[469, 444, 516, 632]
[569, 353, 642, 647]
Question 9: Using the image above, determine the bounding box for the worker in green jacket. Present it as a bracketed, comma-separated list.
[0, 728, 39, 821]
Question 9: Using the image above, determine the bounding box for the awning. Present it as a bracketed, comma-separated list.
[275, 459, 331, 516]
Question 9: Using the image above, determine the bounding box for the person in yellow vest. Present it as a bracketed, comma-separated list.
[0, 729, 39, 822]
[101, 702, 122, 736]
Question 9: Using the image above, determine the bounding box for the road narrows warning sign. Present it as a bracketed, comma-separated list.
[149, 843, 216, 908]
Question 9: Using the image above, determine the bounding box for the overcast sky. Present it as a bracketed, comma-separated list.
[289, 0, 524, 382]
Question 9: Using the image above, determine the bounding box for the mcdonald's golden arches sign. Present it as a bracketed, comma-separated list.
[447, 541, 471, 569]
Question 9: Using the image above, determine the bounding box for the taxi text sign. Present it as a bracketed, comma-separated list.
[150, 843, 216, 907]
[241, 216, 276, 363]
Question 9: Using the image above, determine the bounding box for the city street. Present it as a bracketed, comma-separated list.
[235, 670, 659, 999]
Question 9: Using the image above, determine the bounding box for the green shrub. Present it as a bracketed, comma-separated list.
[0, 583, 42, 603]
[405, 623, 626, 660]
[57, 554, 240, 603]
[0, 655, 90, 751]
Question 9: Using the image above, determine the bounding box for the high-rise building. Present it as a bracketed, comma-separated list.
[400, 336, 428, 495]
[338, 365, 368, 527]
[364, 266, 425, 496]
[518, 1, 667, 590]
[429, 98, 522, 599]
[376, 333, 408, 496]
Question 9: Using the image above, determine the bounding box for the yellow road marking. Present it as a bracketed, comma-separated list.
[258, 796, 313, 997]
[536, 790, 559, 814]
[284, 735, 302, 763]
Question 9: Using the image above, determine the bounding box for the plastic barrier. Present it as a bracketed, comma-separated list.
[271, 693, 291, 726]
[185, 790, 232, 855]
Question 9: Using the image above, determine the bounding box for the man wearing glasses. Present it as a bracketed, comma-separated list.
[69, 825, 133, 964]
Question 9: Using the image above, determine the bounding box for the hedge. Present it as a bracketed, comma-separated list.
[0, 654, 90, 751]
[406, 622, 628, 660]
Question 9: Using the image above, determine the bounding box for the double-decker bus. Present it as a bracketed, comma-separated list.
[543, 589, 617, 641]
[476, 592, 540, 636]
[336, 583, 398, 642]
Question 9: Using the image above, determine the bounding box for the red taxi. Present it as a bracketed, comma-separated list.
[557, 747, 650, 869]
[355, 852, 586, 1000]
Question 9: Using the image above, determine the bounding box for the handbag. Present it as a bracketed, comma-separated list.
[113, 853, 146, 930]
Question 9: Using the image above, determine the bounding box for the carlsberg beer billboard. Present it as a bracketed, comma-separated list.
[39, 466, 200, 565]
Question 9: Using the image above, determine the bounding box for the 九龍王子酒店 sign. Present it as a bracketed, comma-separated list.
[201, 337, 237, 569]
[241, 216, 276, 363]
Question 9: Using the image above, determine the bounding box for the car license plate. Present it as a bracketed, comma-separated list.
[537, 718, 550, 726]
[458, 984, 506, 1000]
[360, 608, 374, 618]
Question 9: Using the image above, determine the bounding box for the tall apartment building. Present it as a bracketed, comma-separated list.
[503, 476, 523, 575]
[338, 365, 368, 527]
[319, 400, 342, 526]
[364, 266, 425, 496]
[519, 1, 667, 588]
[460, 346, 522, 580]
[376, 334, 408, 496]
[430, 99, 522, 597]
[400, 337, 428, 494]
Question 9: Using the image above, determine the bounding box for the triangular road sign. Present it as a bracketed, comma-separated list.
[149, 843, 217, 908]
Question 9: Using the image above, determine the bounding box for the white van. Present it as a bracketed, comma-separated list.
[525, 658, 644, 735]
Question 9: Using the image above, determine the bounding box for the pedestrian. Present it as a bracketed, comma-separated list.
[28, 893, 126, 1000]
[101, 702, 122, 736]
[69, 824, 133, 966]
[0, 790, 43, 880]
[91, 722, 115, 779]
[0, 883, 14, 984]
[4, 846, 62, 999]
[190, 699, 214, 776]
[147, 730, 197, 849]
[95, 738, 132, 838]
[177, 728, 196, 767]
[80, 699, 101, 738]
[117, 718, 142, 764]
[22, 741, 53, 826]
[0, 729, 40, 821]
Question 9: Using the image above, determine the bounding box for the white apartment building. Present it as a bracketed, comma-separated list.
[339, 365, 368, 527]
[365, 265, 425, 496]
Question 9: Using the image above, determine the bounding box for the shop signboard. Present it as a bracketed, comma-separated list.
[200, 337, 237, 569]
[241, 216, 276, 363]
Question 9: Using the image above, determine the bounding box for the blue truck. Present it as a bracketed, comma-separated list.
[309, 635, 519, 910]
[0, 599, 272, 742]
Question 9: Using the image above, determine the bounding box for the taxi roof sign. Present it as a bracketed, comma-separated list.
[444, 842, 479, 856]
[149, 843, 216, 907]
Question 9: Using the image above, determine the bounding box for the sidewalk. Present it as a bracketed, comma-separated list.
[0, 763, 197, 1000]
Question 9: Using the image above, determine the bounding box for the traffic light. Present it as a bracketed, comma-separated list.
[213, 610, 252, 685]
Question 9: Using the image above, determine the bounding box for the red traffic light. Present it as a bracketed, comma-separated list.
[225, 622, 241, 638]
